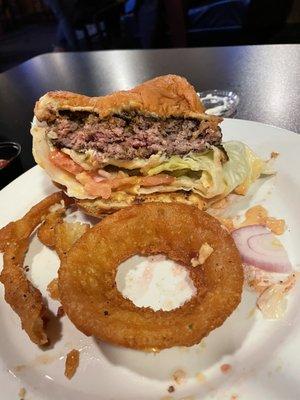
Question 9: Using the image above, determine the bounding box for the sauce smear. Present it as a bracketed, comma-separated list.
[241, 205, 285, 235]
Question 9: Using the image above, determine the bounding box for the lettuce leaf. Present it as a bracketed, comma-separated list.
[146, 141, 268, 198]
[222, 141, 266, 195]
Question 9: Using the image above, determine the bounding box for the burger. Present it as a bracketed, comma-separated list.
[31, 75, 268, 216]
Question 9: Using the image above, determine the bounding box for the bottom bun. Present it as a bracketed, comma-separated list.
[76, 191, 209, 218]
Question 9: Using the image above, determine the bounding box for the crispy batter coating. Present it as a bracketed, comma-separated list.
[0, 223, 13, 253]
[2, 239, 49, 345]
[0, 192, 66, 345]
[54, 222, 90, 259]
[47, 278, 59, 300]
[59, 203, 244, 350]
[39, 212, 90, 300]
[37, 209, 64, 248]
[38, 214, 90, 260]
[0, 192, 68, 252]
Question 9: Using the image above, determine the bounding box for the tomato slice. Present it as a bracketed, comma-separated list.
[75, 172, 111, 198]
[49, 150, 84, 175]
[140, 175, 174, 187]
[76, 172, 174, 198]
[85, 181, 112, 199]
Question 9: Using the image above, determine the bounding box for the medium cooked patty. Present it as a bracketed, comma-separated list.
[47, 111, 222, 160]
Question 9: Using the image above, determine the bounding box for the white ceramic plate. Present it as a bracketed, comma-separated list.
[1, 119, 300, 400]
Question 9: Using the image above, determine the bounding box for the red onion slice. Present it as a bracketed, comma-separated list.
[232, 225, 292, 273]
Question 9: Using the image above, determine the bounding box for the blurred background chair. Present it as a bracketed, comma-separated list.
[187, 0, 250, 46]
[0, 0, 299, 72]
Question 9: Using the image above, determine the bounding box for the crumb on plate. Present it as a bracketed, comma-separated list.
[168, 385, 175, 393]
[271, 151, 279, 159]
[172, 369, 187, 384]
[19, 387, 26, 399]
[64, 349, 80, 379]
[220, 363, 232, 374]
[195, 372, 206, 382]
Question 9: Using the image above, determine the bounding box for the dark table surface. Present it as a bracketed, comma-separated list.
[0, 44, 299, 186]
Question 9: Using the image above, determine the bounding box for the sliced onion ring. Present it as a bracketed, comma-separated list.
[232, 225, 292, 273]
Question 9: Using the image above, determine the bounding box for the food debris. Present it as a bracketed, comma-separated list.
[168, 385, 175, 393]
[240, 205, 285, 235]
[18, 387, 26, 399]
[244, 264, 285, 294]
[64, 349, 80, 379]
[231, 394, 238, 400]
[257, 273, 298, 319]
[271, 151, 279, 159]
[266, 218, 286, 235]
[191, 243, 214, 267]
[196, 372, 206, 382]
[172, 369, 187, 384]
[220, 363, 232, 374]
[57, 306, 65, 317]
[47, 278, 59, 300]
[248, 277, 271, 294]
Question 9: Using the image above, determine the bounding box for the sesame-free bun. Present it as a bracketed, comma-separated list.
[34, 75, 220, 122]
[75, 190, 209, 218]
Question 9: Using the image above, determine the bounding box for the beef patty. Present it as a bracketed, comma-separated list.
[47, 111, 222, 160]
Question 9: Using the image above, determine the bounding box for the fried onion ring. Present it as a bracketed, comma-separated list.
[38, 213, 90, 260]
[38, 211, 90, 303]
[0, 192, 67, 345]
[59, 203, 244, 350]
